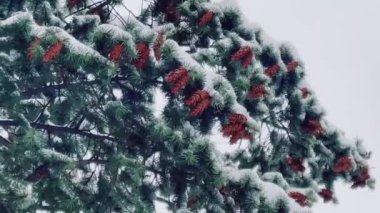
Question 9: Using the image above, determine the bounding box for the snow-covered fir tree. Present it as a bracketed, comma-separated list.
[0, 0, 374, 212]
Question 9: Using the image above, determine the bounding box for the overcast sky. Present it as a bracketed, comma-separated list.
[235, 0, 379, 212]
[122, 0, 379, 212]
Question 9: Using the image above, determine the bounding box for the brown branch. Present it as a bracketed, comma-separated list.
[64, 0, 110, 18]
[86, 0, 112, 15]
[0, 135, 11, 148]
[0, 119, 118, 143]
[21, 80, 100, 97]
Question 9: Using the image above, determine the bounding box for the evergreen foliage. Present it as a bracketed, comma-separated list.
[0, 0, 373, 212]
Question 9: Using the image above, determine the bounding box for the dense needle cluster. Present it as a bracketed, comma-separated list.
[27, 37, 41, 61]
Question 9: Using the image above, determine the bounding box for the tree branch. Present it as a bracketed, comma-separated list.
[21, 80, 101, 97]
[0, 119, 118, 143]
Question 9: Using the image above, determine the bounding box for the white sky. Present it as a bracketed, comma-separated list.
[122, 0, 379, 212]
[235, 0, 379, 212]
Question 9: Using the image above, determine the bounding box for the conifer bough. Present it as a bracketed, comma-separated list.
[0, 0, 373, 212]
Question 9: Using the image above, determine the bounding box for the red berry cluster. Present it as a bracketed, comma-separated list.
[248, 85, 266, 99]
[108, 43, 125, 63]
[185, 90, 211, 117]
[199, 11, 214, 27]
[264, 64, 280, 78]
[134, 42, 150, 70]
[221, 113, 252, 144]
[231, 46, 254, 68]
[334, 156, 352, 173]
[288, 191, 308, 206]
[165, 67, 190, 95]
[43, 42, 64, 62]
[287, 157, 305, 172]
[303, 119, 323, 137]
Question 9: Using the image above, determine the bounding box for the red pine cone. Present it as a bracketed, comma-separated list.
[199, 11, 214, 27]
[108, 43, 124, 63]
[242, 50, 254, 68]
[318, 188, 333, 202]
[165, 67, 190, 95]
[264, 64, 280, 78]
[221, 113, 252, 144]
[171, 75, 190, 95]
[248, 85, 266, 99]
[165, 1, 181, 23]
[185, 90, 210, 106]
[231, 46, 254, 68]
[134, 42, 150, 70]
[154, 33, 165, 61]
[334, 156, 352, 173]
[165, 67, 188, 83]
[352, 168, 370, 188]
[288, 191, 308, 206]
[230, 129, 252, 144]
[27, 37, 41, 61]
[303, 119, 323, 137]
[191, 98, 211, 117]
[228, 113, 248, 125]
[301, 88, 309, 98]
[286, 61, 299, 72]
[26, 164, 50, 182]
[222, 123, 246, 137]
[287, 157, 305, 173]
[219, 186, 231, 197]
[187, 196, 199, 209]
[185, 90, 211, 117]
[68, 0, 79, 8]
[43, 42, 64, 62]
[231, 47, 251, 61]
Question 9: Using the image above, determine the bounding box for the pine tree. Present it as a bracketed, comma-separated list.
[0, 0, 374, 212]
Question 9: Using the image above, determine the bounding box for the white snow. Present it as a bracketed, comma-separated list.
[0, 12, 32, 27]
[20, 98, 48, 106]
[72, 15, 100, 27]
